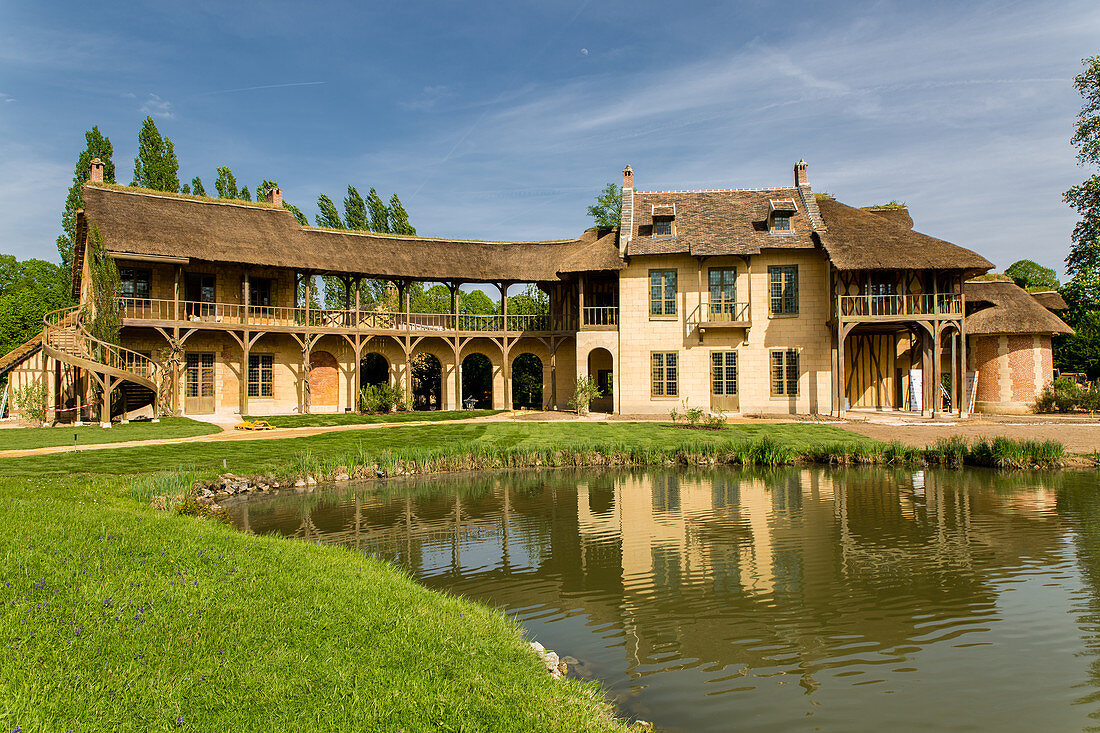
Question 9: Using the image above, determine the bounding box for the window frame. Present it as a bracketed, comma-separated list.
[248, 353, 275, 398]
[248, 277, 274, 307]
[769, 348, 800, 396]
[650, 351, 679, 398]
[771, 213, 793, 233]
[119, 267, 152, 300]
[652, 216, 675, 238]
[768, 265, 799, 316]
[649, 269, 678, 318]
[710, 350, 738, 396]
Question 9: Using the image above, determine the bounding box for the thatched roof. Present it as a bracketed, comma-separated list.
[817, 198, 993, 272]
[76, 185, 621, 285]
[964, 280, 1073, 336]
[1030, 290, 1068, 311]
[0, 332, 41, 378]
[627, 188, 819, 257]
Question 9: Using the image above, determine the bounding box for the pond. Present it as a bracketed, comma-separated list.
[229, 467, 1100, 732]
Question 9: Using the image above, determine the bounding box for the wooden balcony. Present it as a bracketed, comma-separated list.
[581, 306, 618, 330]
[838, 293, 962, 322]
[119, 298, 566, 336]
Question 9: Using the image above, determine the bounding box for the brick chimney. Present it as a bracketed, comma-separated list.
[265, 186, 283, 207]
[619, 165, 634, 256]
[622, 164, 633, 191]
[794, 159, 808, 187]
[89, 158, 104, 183]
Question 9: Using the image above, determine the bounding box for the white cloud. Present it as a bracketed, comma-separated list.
[139, 93, 174, 119]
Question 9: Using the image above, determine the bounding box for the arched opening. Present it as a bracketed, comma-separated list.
[511, 353, 543, 409]
[309, 351, 339, 406]
[462, 353, 493, 409]
[411, 353, 442, 411]
[587, 348, 613, 413]
[360, 352, 390, 387]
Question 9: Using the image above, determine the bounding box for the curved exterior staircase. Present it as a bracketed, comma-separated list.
[42, 306, 162, 425]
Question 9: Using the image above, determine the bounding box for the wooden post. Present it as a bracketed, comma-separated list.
[578, 275, 586, 328]
[837, 324, 846, 418]
[173, 265, 181, 321]
[950, 329, 958, 414]
[932, 325, 943, 418]
[240, 335, 250, 417]
[959, 313, 968, 418]
[242, 270, 250, 326]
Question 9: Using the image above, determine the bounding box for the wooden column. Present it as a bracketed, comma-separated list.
[242, 270, 250, 326]
[173, 265, 181, 321]
[932, 325, 943, 418]
[240, 335, 251, 416]
[500, 282, 510, 410]
[959, 317, 969, 418]
[578, 275, 586, 328]
[950, 329, 959, 415]
[921, 327, 933, 418]
[837, 323, 847, 418]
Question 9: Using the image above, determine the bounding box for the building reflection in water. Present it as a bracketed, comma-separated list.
[233, 466, 1086, 730]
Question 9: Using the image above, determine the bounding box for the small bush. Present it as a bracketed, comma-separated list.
[568, 376, 602, 415]
[684, 407, 704, 426]
[13, 380, 48, 424]
[175, 497, 232, 525]
[704, 410, 727, 429]
[359, 383, 400, 414]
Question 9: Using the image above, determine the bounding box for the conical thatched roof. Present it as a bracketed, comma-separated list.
[76, 185, 621, 286]
[964, 280, 1074, 336]
[817, 198, 993, 272]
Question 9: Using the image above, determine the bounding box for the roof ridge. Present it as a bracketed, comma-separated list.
[85, 183, 287, 213]
[635, 186, 796, 194]
[301, 226, 576, 246]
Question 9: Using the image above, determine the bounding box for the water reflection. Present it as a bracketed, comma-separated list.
[232, 468, 1098, 732]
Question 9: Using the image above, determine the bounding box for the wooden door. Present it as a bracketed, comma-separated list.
[710, 351, 739, 412]
[184, 352, 215, 414]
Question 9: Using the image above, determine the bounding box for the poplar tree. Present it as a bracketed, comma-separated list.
[344, 187, 368, 230]
[215, 167, 240, 199]
[191, 176, 206, 196]
[389, 194, 416, 235]
[131, 117, 180, 192]
[366, 188, 390, 232]
[315, 195, 343, 228]
[239, 186, 251, 201]
[57, 126, 115, 273]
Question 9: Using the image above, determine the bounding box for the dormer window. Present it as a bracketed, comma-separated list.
[652, 204, 676, 237]
[769, 199, 797, 234]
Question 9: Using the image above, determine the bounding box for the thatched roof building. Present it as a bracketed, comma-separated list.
[1029, 290, 1068, 311]
[75, 185, 622, 288]
[964, 280, 1073, 336]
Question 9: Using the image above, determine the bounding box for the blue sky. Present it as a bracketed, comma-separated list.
[1, 0, 1098, 277]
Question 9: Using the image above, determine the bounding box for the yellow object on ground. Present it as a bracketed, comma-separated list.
[234, 420, 275, 431]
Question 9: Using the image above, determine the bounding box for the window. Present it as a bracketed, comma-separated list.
[649, 269, 677, 316]
[708, 268, 737, 317]
[184, 353, 214, 398]
[119, 268, 152, 300]
[770, 349, 800, 396]
[772, 214, 792, 232]
[248, 354, 274, 398]
[248, 278, 274, 307]
[711, 351, 738, 396]
[769, 265, 799, 315]
[651, 351, 678, 397]
[652, 216, 674, 237]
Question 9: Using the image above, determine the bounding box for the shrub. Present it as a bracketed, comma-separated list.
[13, 380, 48, 424]
[359, 383, 400, 414]
[568, 376, 602, 415]
[704, 410, 727, 429]
[684, 406, 704, 426]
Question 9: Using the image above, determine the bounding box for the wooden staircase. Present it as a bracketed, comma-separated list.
[42, 306, 161, 424]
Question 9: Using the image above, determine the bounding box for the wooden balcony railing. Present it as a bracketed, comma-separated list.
[582, 306, 618, 329]
[119, 298, 560, 334]
[689, 299, 751, 326]
[838, 293, 962, 319]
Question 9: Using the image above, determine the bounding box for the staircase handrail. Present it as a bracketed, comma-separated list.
[43, 305, 162, 383]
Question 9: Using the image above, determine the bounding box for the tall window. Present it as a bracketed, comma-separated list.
[708, 268, 737, 317]
[248, 278, 273, 307]
[649, 269, 677, 316]
[770, 349, 799, 396]
[769, 265, 798, 315]
[119, 268, 151, 300]
[711, 351, 738, 396]
[652, 216, 674, 237]
[248, 354, 274, 398]
[651, 351, 678, 397]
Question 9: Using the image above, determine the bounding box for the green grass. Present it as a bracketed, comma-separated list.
[0, 417, 221, 451]
[0, 474, 623, 732]
[0, 421, 872, 479]
[244, 409, 499, 428]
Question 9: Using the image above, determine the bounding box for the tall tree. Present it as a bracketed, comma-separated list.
[239, 185, 251, 202]
[587, 182, 622, 228]
[214, 167, 239, 199]
[1065, 55, 1100, 307]
[366, 188, 390, 232]
[57, 126, 115, 273]
[0, 255, 71, 356]
[191, 176, 206, 197]
[284, 202, 309, 226]
[344, 186, 368, 230]
[389, 194, 416, 235]
[1005, 260, 1059, 291]
[315, 194, 343, 228]
[130, 117, 179, 192]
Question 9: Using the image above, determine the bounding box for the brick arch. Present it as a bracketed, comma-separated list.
[309, 350, 339, 406]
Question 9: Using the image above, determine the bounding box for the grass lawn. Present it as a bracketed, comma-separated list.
[0, 474, 623, 732]
[244, 408, 499, 428]
[0, 417, 221, 451]
[0, 421, 874, 479]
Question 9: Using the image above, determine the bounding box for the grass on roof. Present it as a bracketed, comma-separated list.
[88, 182, 282, 209]
[861, 200, 908, 210]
